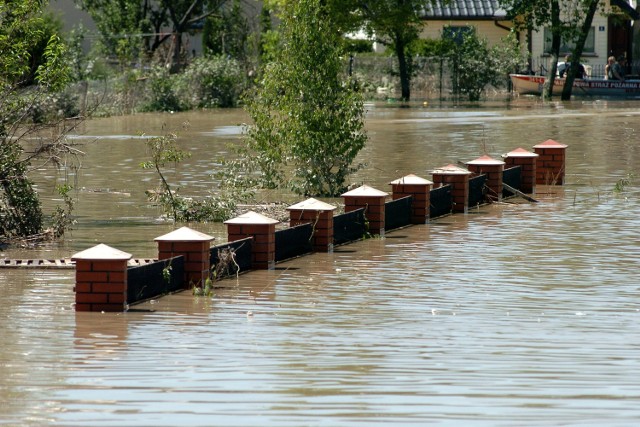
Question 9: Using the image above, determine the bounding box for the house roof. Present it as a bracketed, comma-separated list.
[420, 0, 507, 20]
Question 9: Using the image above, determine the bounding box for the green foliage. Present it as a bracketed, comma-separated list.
[344, 38, 374, 54]
[230, 0, 367, 197]
[142, 67, 184, 112]
[344, 0, 434, 101]
[50, 184, 76, 238]
[443, 28, 526, 101]
[409, 38, 449, 57]
[78, 0, 147, 65]
[141, 130, 241, 222]
[613, 174, 634, 193]
[202, 0, 249, 61]
[0, 0, 76, 243]
[178, 56, 245, 109]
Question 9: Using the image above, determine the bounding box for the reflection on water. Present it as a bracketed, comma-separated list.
[2, 100, 640, 426]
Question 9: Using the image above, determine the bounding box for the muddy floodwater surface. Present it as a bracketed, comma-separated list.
[1, 99, 640, 426]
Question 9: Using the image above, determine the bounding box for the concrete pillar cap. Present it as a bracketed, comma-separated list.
[71, 243, 132, 261]
[154, 226, 214, 242]
[503, 147, 539, 158]
[431, 164, 472, 175]
[533, 139, 568, 149]
[224, 210, 280, 225]
[341, 185, 388, 197]
[287, 198, 336, 211]
[389, 174, 433, 185]
[466, 154, 505, 166]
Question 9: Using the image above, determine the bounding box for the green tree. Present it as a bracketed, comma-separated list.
[77, 0, 231, 70]
[233, 0, 367, 197]
[343, 0, 445, 102]
[75, 0, 149, 66]
[1, 0, 76, 242]
[500, 0, 603, 100]
[202, 0, 249, 60]
[561, 0, 601, 100]
[443, 27, 525, 101]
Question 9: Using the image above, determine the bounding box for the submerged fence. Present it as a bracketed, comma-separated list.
[72, 140, 568, 312]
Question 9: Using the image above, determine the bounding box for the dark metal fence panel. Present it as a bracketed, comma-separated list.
[210, 237, 253, 279]
[275, 223, 313, 262]
[503, 166, 522, 198]
[333, 208, 366, 245]
[469, 174, 487, 207]
[430, 185, 452, 218]
[385, 196, 412, 231]
[127, 256, 184, 304]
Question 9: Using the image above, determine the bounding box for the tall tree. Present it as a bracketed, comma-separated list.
[561, 0, 601, 100]
[77, 0, 231, 69]
[346, 0, 444, 102]
[500, 0, 562, 99]
[1, 0, 76, 242]
[234, 0, 367, 196]
[501, 0, 603, 100]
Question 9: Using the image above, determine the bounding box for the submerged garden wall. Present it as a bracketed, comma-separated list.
[70, 140, 567, 312]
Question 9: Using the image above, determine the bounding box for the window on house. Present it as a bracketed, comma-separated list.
[442, 26, 473, 44]
[543, 27, 595, 54]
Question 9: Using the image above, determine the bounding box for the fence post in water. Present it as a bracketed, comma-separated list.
[71, 244, 132, 312]
[224, 211, 279, 270]
[341, 185, 389, 236]
[466, 155, 506, 202]
[532, 139, 568, 185]
[389, 174, 433, 224]
[502, 148, 539, 193]
[287, 198, 337, 252]
[431, 165, 472, 213]
[154, 227, 214, 289]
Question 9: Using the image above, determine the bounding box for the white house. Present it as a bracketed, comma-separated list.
[420, 0, 639, 77]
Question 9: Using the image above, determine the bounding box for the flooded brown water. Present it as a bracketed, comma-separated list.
[2, 99, 640, 426]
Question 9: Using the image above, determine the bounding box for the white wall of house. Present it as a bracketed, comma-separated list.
[530, 12, 610, 70]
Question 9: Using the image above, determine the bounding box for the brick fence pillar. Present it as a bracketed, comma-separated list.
[287, 198, 336, 252]
[224, 211, 279, 270]
[503, 147, 539, 194]
[431, 164, 472, 213]
[389, 174, 433, 224]
[533, 139, 568, 185]
[341, 185, 388, 236]
[154, 226, 214, 289]
[466, 155, 505, 202]
[72, 244, 132, 312]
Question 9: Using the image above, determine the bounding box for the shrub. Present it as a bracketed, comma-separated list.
[142, 66, 184, 112]
[177, 56, 246, 109]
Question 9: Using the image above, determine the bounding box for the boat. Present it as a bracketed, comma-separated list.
[510, 73, 640, 97]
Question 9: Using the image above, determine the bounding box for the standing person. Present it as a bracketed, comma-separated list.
[558, 54, 586, 79]
[610, 56, 626, 81]
[605, 56, 616, 79]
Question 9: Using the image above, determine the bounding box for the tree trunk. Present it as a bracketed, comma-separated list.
[395, 36, 411, 101]
[543, 0, 561, 100]
[562, 0, 600, 100]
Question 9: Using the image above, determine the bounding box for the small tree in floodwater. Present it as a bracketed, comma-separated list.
[229, 0, 367, 197]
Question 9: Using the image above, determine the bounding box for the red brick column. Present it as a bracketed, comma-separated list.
[389, 174, 433, 224]
[503, 147, 538, 194]
[287, 198, 336, 252]
[341, 185, 388, 236]
[431, 164, 472, 213]
[466, 155, 505, 202]
[154, 227, 214, 289]
[224, 211, 279, 270]
[72, 244, 132, 312]
[533, 139, 568, 185]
